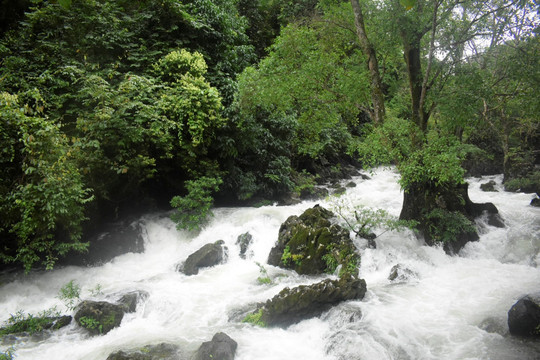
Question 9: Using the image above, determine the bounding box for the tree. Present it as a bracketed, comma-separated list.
[351, 0, 538, 248]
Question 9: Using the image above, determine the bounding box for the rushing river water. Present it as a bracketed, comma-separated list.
[1, 168, 539, 360]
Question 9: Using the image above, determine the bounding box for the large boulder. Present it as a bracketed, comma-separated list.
[193, 332, 237, 360]
[400, 182, 504, 254]
[107, 343, 183, 360]
[508, 293, 540, 337]
[74, 301, 125, 335]
[249, 273, 367, 328]
[179, 240, 227, 276]
[267, 205, 359, 276]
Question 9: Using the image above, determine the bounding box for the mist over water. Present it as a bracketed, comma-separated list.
[1, 168, 539, 360]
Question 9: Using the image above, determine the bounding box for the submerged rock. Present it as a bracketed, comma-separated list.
[107, 343, 183, 360]
[250, 273, 367, 328]
[388, 264, 417, 283]
[267, 205, 359, 276]
[299, 186, 329, 201]
[236, 232, 253, 259]
[118, 290, 149, 313]
[179, 240, 227, 276]
[193, 332, 237, 360]
[74, 301, 125, 335]
[480, 180, 498, 192]
[508, 293, 540, 337]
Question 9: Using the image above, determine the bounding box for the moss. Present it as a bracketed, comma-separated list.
[242, 309, 266, 327]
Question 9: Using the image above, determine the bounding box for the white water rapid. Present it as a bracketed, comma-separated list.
[1, 168, 539, 359]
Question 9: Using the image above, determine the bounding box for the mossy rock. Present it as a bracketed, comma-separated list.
[267, 205, 359, 275]
[251, 273, 367, 328]
[74, 300, 125, 335]
[107, 343, 182, 360]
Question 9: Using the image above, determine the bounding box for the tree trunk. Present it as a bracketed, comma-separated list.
[401, 36, 428, 132]
[350, 0, 385, 125]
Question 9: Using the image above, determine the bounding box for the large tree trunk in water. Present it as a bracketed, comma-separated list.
[399, 182, 504, 254]
[350, 0, 385, 125]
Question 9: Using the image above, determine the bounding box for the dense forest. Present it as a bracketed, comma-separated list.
[0, 0, 538, 272]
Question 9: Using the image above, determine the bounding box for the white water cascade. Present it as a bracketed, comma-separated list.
[1, 168, 539, 359]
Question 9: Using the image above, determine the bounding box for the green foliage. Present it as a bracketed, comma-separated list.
[170, 176, 223, 231]
[0, 348, 15, 360]
[236, 17, 369, 160]
[78, 316, 102, 334]
[504, 171, 540, 193]
[424, 209, 476, 244]
[0, 91, 91, 271]
[0, 0, 254, 270]
[57, 280, 81, 311]
[0, 308, 60, 336]
[255, 262, 272, 285]
[281, 245, 304, 267]
[242, 308, 266, 327]
[329, 196, 417, 239]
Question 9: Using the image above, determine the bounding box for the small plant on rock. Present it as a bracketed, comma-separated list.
[255, 262, 272, 285]
[242, 309, 266, 327]
[57, 280, 81, 311]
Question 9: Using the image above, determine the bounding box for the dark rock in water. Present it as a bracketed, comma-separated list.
[62, 219, 145, 266]
[480, 180, 498, 192]
[74, 300, 125, 335]
[299, 187, 329, 201]
[107, 343, 183, 360]
[236, 232, 253, 259]
[0, 315, 72, 340]
[400, 182, 504, 255]
[180, 240, 227, 276]
[256, 273, 367, 328]
[193, 332, 237, 360]
[508, 293, 540, 337]
[531, 197, 540, 207]
[332, 186, 347, 195]
[388, 264, 417, 283]
[345, 181, 357, 188]
[267, 205, 359, 276]
[47, 315, 72, 330]
[118, 290, 149, 313]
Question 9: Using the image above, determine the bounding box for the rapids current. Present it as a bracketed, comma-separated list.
[1, 168, 539, 359]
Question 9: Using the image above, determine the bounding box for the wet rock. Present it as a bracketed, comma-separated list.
[531, 197, 540, 207]
[0, 315, 72, 340]
[388, 264, 417, 283]
[74, 300, 125, 335]
[236, 232, 253, 259]
[267, 205, 359, 276]
[193, 332, 237, 360]
[254, 273, 367, 328]
[118, 290, 149, 313]
[62, 219, 145, 266]
[479, 317, 508, 336]
[345, 181, 357, 188]
[179, 240, 227, 276]
[480, 180, 498, 192]
[508, 293, 540, 337]
[107, 343, 183, 360]
[299, 187, 329, 201]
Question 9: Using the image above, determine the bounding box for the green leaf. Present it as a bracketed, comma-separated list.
[400, 0, 415, 10]
[58, 0, 72, 9]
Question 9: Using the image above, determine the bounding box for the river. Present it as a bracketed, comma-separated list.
[1, 168, 539, 359]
